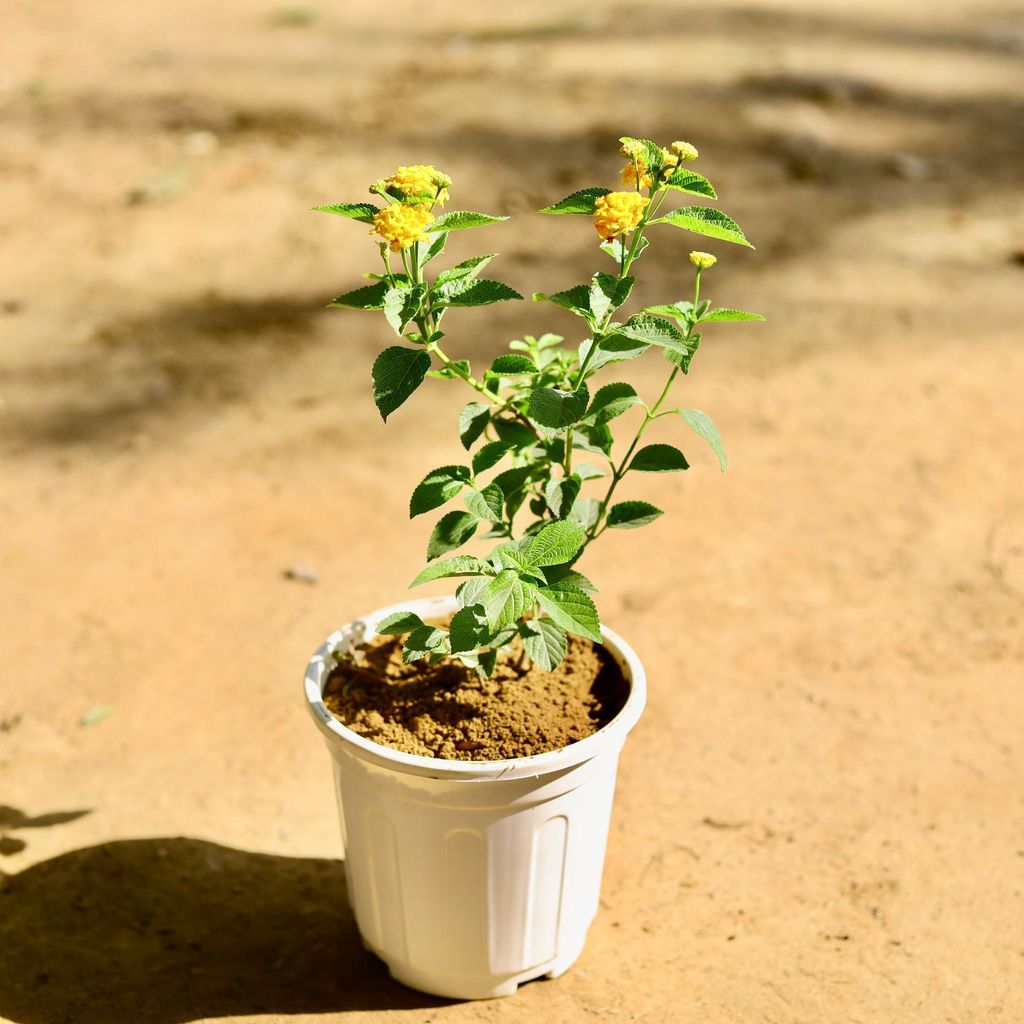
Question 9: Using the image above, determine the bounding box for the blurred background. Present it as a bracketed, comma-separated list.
[2, 1, 1022, 1021]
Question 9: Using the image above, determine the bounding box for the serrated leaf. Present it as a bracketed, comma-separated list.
[532, 284, 594, 320]
[492, 418, 537, 448]
[492, 464, 533, 500]
[464, 482, 505, 521]
[571, 421, 613, 456]
[525, 520, 586, 566]
[489, 354, 536, 375]
[491, 540, 544, 577]
[426, 510, 479, 560]
[701, 308, 766, 323]
[376, 610, 427, 635]
[458, 402, 490, 449]
[456, 576, 490, 608]
[313, 202, 379, 224]
[629, 443, 689, 473]
[521, 617, 568, 671]
[663, 331, 701, 373]
[411, 554, 492, 586]
[649, 206, 754, 248]
[423, 231, 447, 264]
[589, 273, 634, 322]
[607, 501, 664, 529]
[569, 496, 602, 529]
[641, 301, 695, 322]
[409, 465, 472, 517]
[540, 187, 612, 215]
[472, 441, 512, 474]
[535, 583, 602, 643]
[448, 605, 488, 654]
[436, 278, 523, 307]
[545, 474, 582, 519]
[403, 625, 448, 662]
[661, 169, 717, 199]
[372, 346, 431, 422]
[429, 210, 509, 232]
[578, 333, 650, 372]
[575, 463, 607, 481]
[528, 385, 589, 430]
[480, 569, 535, 630]
[434, 253, 497, 286]
[587, 381, 641, 423]
[382, 284, 425, 335]
[612, 313, 686, 348]
[543, 565, 598, 592]
[328, 281, 389, 310]
[679, 408, 727, 471]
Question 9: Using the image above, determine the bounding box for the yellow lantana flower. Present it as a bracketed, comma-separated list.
[620, 157, 653, 190]
[671, 141, 698, 161]
[371, 203, 435, 251]
[593, 191, 649, 241]
[689, 250, 717, 269]
[384, 165, 451, 205]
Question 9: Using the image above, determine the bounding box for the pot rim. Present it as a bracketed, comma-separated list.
[303, 594, 647, 781]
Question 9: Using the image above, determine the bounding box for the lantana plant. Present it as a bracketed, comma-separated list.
[318, 137, 763, 674]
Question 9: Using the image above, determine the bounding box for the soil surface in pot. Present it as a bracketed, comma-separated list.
[323, 633, 629, 760]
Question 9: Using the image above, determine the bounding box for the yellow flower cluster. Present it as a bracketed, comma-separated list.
[593, 191, 649, 240]
[371, 203, 435, 251]
[689, 250, 717, 269]
[671, 141, 698, 161]
[384, 164, 451, 205]
[620, 157, 653, 190]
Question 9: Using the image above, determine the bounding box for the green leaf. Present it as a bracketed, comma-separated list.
[456, 576, 491, 608]
[607, 501, 664, 529]
[423, 231, 448, 264]
[678, 408, 727, 471]
[488, 354, 536, 375]
[382, 284, 425, 335]
[525, 520, 585, 566]
[429, 358, 471, 380]
[575, 463, 607, 481]
[578, 333, 649, 372]
[612, 313, 686, 348]
[545, 474, 581, 519]
[543, 565, 598, 592]
[539, 187, 611, 215]
[313, 202, 378, 224]
[372, 346, 431, 422]
[409, 464, 472, 517]
[328, 281, 388, 310]
[521, 617, 568, 671]
[434, 253, 497, 286]
[661, 169, 717, 199]
[459, 402, 490, 449]
[618, 136, 664, 171]
[701, 308, 766, 323]
[436, 278, 523, 307]
[411, 554, 492, 586]
[429, 210, 509, 232]
[569, 496, 602, 530]
[532, 284, 593, 320]
[589, 273, 634, 322]
[629, 443, 689, 473]
[472, 441, 512, 474]
[403, 625, 448, 662]
[426, 510, 479, 560]
[571, 421, 614, 456]
[465, 482, 505, 521]
[535, 583, 602, 643]
[376, 610, 427, 635]
[649, 206, 754, 248]
[528, 385, 589, 430]
[448, 606, 488, 654]
[663, 331, 701, 373]
[641, 301, 694, 322]
[480, 569, 535, 630]
[587, 382, 641, 423]
[492, 465, 533, 501]
[491, 540, 544, 577]
[601, 235, 648, 263]
[491, 418, 537, 448]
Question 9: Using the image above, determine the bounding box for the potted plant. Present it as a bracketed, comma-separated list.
[303, 137, 762, 999]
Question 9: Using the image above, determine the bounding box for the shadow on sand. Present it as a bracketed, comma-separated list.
[0, 837, 450, 1022]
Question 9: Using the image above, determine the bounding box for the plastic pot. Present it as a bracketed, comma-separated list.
[303, 594, 646, 1000]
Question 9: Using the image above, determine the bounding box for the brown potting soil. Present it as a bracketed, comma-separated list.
[323, 632, 629, 760]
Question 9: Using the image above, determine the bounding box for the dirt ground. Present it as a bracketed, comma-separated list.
[2, 0, 1023, 1020]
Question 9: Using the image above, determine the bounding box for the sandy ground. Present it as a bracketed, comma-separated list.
[2, 0, 1023, 1020]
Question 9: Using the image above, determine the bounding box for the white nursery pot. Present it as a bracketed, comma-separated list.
[303, 594, 646, 1000]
